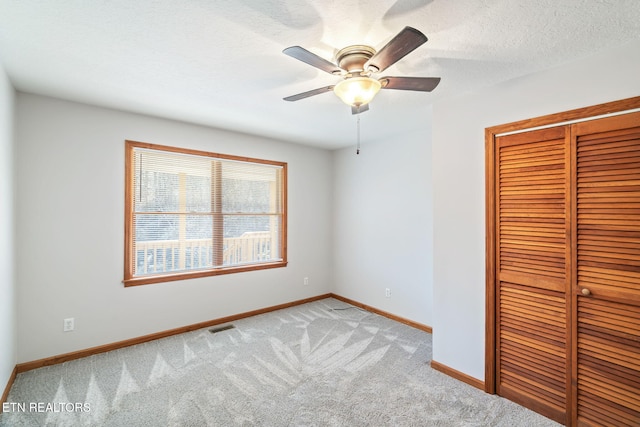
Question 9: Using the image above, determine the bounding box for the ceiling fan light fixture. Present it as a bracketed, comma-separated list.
[333, 77, 381, 107]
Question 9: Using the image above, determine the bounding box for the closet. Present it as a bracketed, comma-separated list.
[486, 99, 640, 426]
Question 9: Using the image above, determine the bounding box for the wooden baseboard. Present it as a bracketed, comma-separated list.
[430, 359, 484, 390]
[14, 292, 432, 376]
[16, 294, 332, 374]
[1, 366, 17, 413]
[329, 293, 432, 334]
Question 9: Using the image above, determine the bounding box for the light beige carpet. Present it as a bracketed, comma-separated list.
[1, 298, 560, 426]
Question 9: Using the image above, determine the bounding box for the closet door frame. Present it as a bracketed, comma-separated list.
[485, 97, 640, 415]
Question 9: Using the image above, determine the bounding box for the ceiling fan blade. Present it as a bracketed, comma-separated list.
[365, 26, 428, 73]
[380, 76, 441, 92]
[351, 104, 370, 115]
[283, 46, 343, 75]
[283, 86, 334, 102]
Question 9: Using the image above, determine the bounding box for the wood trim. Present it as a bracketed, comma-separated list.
[16, 294, 331, 373]
[124, 139, 134, 282]
[486, 96, 640, 136]
[0, 366, 17, 413]
[125, 139, 287, 167]
[280, 164, 288, 264]
[329, 293, 433, 333]
[484, 127, 497, 394]
[430, 359, 485, 390]
[123, 261, 288, 287]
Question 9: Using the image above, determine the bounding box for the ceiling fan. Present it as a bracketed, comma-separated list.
[283, 26, 440, 114]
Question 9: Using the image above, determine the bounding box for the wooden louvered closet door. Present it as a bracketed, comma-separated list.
[491, 108, 640, 426]
[495, 126, 571, 425]
[572, 112, 640, 427]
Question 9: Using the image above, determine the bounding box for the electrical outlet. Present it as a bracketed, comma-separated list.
[303, 277, 309, 286]
[63, 318, 74, 332]
[385, 288, 391, 298]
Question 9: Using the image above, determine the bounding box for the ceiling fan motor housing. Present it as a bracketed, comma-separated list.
[336, 45, 376, 75]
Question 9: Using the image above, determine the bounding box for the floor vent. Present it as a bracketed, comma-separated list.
[209, 324, 235, 334]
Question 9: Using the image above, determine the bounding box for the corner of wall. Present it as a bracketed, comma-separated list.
[0, 60, 17, 405]
[331, 120, 434, 327]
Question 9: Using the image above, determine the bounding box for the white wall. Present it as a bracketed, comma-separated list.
[432, 39, 640, 380]
[15, 94, 333, 363]
[13, 37, 640, 374]
[0, 62, 16, 391]
[333, 111, 433, 327]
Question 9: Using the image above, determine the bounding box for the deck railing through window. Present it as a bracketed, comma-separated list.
[134, 232, 273, 275]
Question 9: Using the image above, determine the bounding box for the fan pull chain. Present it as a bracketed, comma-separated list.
[356, 108, 361, 155]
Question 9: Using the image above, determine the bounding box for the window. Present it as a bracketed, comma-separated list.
[124, 140, 287, 286]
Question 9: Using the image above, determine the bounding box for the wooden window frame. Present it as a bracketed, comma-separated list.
[124, 140, 288, 287]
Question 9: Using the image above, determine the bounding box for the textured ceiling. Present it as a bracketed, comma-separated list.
[1, 0, 639, 149]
